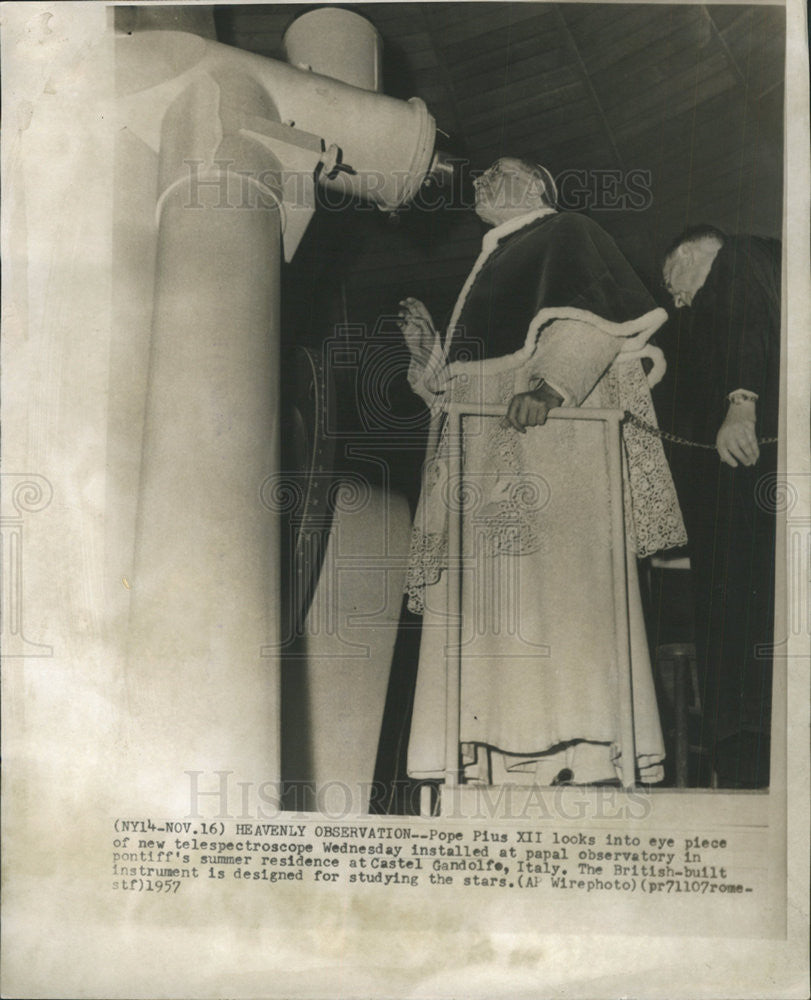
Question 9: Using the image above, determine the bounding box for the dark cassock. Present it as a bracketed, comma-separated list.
[671, 235, 781, 788]
[405, 208, 686, 786]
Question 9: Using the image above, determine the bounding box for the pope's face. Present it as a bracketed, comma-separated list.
[473, 158, 542, 225]
[662, 249, 707, 308]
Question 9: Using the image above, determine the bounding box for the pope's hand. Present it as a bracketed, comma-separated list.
[398, 297, 437, 369]
[502, 383, 564, 433]
[716, 401, 759, 467]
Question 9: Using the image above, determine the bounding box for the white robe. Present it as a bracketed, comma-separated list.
[405, 216, 687, 786]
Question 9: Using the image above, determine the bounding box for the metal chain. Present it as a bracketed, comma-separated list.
[623, 410, 778, 450]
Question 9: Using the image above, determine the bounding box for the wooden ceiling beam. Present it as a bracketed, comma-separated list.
[465, 81, 589, 130]
[582, 15, 705, 77]
[556, 4, 627, 34]
[456, 64, 584, 115]
[437, 14, 553, 62]
[620, 82, 766, 156]
[426, 4, 553, 45]
[418, 4, 468, 153]
[474, 102, 604, 146]
[706, 5, 785, 97]
[602, 52, 733, 119]
[449, 35, 573, 86]
[552, 5, 626, 174]
[650, 147, 763, 196]
[562, 4, 674, 48]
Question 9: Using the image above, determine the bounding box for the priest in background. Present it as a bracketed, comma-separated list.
[662, 225, 780, 788]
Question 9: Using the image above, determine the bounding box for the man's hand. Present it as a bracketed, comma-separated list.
[398, 297, 437, 369]
[716, 400, 759, 467]
[502, 383, 564, 433]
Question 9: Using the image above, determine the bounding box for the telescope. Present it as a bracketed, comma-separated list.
[116, 7, 450, 799]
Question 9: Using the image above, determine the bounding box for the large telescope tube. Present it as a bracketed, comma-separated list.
[117, 13, 445, 799]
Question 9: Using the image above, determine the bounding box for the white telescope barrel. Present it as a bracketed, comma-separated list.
[117, 31, 438, 213]
[115, 22, 441, 803]
[283, 7, 383, 93]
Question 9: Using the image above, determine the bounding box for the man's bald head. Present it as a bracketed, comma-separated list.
[662, 225, 725, 308]
[473, 157, 557, 226]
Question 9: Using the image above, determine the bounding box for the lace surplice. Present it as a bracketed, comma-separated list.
[405, 329, 686, 615]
